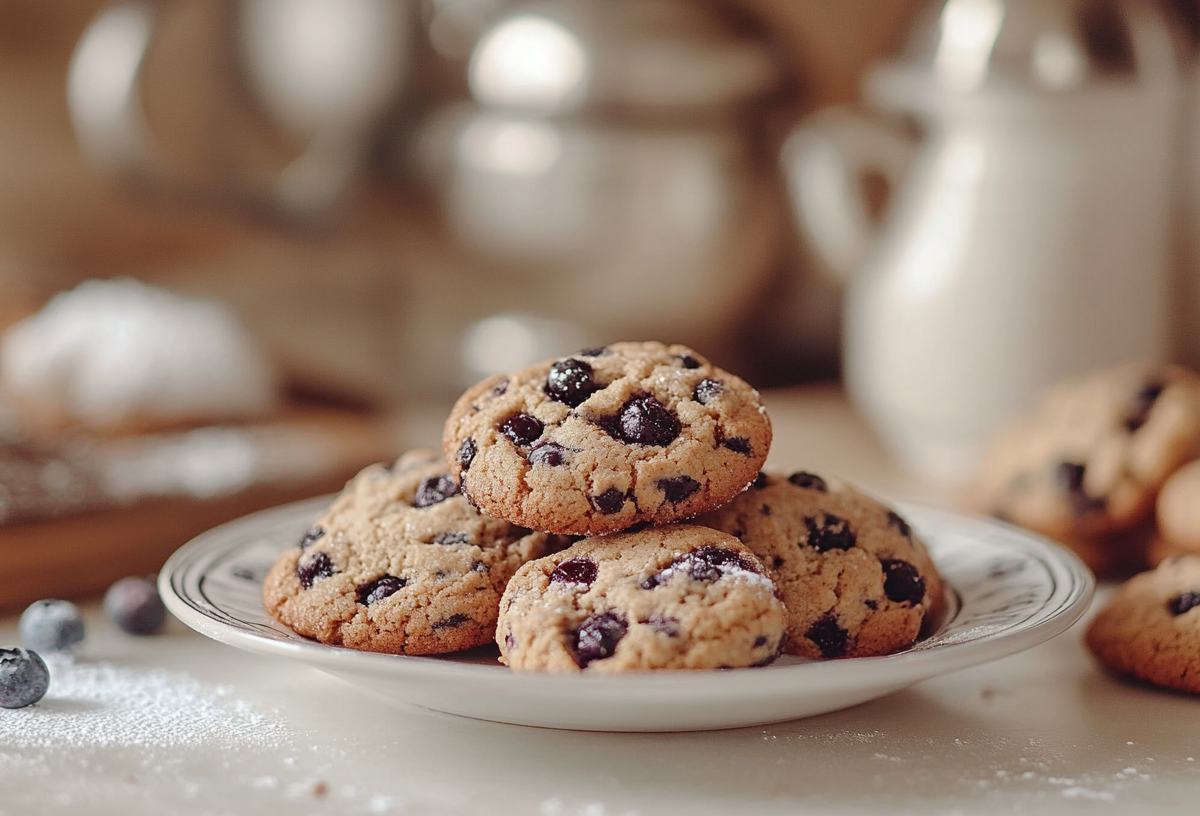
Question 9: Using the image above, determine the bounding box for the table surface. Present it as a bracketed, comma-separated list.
[3, 385, 1197, 816]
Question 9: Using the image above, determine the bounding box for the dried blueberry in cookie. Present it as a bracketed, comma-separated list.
[443, 342, 772, 535]
[695, 471, 944, 660]
[263, 449, 553, 655]
[546, 358, 600, 407]
[497, 525, 786, 672]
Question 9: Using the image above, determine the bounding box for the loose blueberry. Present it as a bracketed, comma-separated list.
[803, 514, 856, 552]
[356, 575, 407, 605]
[415, 475, 458, 507]
[1169, 591, 1200, 616]
[806, 614, 849, 658]
[0, 648, 50, 709]
[573, 612, 627, 667]
[499, 413, 544, 446]
[549, 557, 598, 587]
[433, 613, 470, 630]
[657, 475, 700, 503]
[546, 358, 599, 407]
[721, 436, 752, 455]
[1125, 381, 1164, 432]
[433, 532, 469, 546]
[618, 395, 680, 446]
[104, 577, 167, 635]
[788, 472, 828, 491]
[693, 378, 723, 405]
[590, 487, 626, 515]
[528, 441, 570, 466]
[1056, 461, 1105, 517]
[297, 551, 336, 589]
[299, 527, 325, 549]
[881, 560, 926, 605]
[19, 599, 85, 654]
[886, 511, 911, 538]
[457, 438, 477, 471]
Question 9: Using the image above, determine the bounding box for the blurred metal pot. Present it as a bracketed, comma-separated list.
[413, 0, 787, 351]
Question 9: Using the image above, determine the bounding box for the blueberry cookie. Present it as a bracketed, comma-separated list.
[443, 342, 772, 535]
[694, 471, 944, 659]
[1085, 556, 1200, 693]
[972, 363, 1200, 544]
[1156, 460, 1200, 556]
[497, 525, 787, 672]
[263, 449, 554, 655]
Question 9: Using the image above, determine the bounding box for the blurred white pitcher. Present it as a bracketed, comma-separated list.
[783, 0, 1183, 485]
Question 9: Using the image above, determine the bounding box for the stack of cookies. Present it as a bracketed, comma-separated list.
[264, 342, 943, 672]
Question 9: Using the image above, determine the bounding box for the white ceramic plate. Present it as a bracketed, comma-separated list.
[160, 497, 1093, 732]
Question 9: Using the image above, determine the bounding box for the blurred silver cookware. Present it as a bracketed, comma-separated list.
[414, 0, 786, 350]
[67, 0, 413, 220]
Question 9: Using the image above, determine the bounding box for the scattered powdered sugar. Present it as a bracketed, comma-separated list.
[0, 656, 292, 751]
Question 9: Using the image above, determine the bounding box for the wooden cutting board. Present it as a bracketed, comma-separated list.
[0, 407, 398, 611]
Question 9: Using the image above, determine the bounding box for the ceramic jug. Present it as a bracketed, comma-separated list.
[784, 0, 1183, 485]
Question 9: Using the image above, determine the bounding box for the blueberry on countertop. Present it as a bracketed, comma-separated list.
[104, 576, 167, 635]
[0, 647, 50, 708]
[19, 599, 85, 654]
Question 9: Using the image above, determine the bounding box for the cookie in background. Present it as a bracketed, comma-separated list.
[968, 362, 1200, 578]
[1086, 555, 1200, 694]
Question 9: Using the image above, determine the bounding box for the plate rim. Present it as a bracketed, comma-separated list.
[159, 495, 1095, 695]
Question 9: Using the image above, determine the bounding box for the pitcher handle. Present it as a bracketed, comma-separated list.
[781, 106, 917, 280]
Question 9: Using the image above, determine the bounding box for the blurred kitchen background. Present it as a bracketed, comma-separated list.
[5, 0, 1200, 604]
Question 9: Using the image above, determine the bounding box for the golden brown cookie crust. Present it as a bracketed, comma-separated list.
[972, 363, 1200, 541]
[1085, 556, 1200, 693]
[695, 471, 944, 659]
[263, 450, 552, 655]
[1157, 460, 1200, 554]
[443, 342, 771, 535]
[497, 524, 786, 673]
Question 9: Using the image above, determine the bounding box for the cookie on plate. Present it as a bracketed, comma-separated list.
[694, 470, 943, 659]
[972, 363, 1200, 544]
[443, 342, 771, 535]
[1085, 555, 1200, 693]
[497, 525, 787, 673]
[263, 449, 554, 655]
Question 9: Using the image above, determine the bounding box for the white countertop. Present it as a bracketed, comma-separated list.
[2, 386, 1197, 815]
